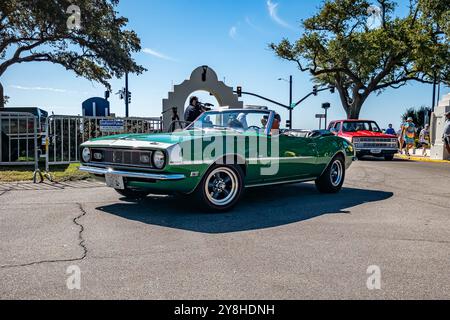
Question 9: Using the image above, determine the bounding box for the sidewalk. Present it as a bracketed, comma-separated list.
[395, 149, 450, 164]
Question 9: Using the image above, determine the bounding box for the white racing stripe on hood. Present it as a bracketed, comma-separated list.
[82, 139, 175, 150]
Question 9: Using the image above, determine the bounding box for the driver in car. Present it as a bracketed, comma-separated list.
[227, 114, 244, 130]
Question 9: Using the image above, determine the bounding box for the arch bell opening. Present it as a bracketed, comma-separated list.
[162, 66, 244, 130]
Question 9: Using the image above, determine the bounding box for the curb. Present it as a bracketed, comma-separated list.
[394, 154, 450, 164]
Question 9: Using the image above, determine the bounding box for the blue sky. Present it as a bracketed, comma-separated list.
[2, 0, 448, 130]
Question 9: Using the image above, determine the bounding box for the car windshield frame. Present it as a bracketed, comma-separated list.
[342, 121, 381, 133]
[185, 109, 275, 135]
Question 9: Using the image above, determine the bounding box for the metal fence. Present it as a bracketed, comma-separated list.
[45, 115, 163, 171]
[0, 112, 39, 167]
[1, 112, 163, 182]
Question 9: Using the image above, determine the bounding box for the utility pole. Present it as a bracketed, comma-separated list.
[125, 72, 129, 117]
[322, 103, 331, 129]
[432, 69, 437, 114]
[289, 75, 293, 129]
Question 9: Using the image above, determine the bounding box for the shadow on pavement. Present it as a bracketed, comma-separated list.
[96, 183, 393, 234]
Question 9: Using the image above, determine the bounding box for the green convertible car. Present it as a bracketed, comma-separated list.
[80, 108, 355, 211]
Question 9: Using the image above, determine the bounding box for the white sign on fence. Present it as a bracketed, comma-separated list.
[99, 120, 125, 132]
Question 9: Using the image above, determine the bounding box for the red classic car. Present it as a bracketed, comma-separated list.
[328, 119, 398, 161]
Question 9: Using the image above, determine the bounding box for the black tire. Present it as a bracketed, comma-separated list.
[194, 164, 244, 212]
[315, 155, 346, 194]
[115, 188, 150, 199]
[356, 155, 364, 160]
[384, 155, 395, 161]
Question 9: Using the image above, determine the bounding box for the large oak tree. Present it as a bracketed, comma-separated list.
[0, 0, 146, 108]
[270, 0, 449, 119]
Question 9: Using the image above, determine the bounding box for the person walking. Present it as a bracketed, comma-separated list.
[444, 111, 450, 155]
[397, 123, 405, 154]
[419, 124, 431, 156]
[402, 117, 416, 156]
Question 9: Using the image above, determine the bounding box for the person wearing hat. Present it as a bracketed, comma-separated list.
[419, 123, 431, 156]
[444, 111, 450, 155]
[402, 117, 416, 156]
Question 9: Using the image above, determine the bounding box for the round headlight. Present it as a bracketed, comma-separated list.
[152, 150, 166, 169]
[82, 148, 91, 162]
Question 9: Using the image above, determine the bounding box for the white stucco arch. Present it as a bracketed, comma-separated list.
[162, 66, 243, 129]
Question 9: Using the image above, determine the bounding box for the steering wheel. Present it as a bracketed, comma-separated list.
[247, 125, 261, 131]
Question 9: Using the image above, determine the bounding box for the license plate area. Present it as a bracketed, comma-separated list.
[371, 149, 382, 154]
[105, 173, 125, 190]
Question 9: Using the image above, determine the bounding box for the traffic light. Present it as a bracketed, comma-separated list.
[313, 85, 318, 96]
[329, 85, 335, 94]
[237, 86, 242, 97]
[286, 120, 291, 128]
[127, 91, 132, 104]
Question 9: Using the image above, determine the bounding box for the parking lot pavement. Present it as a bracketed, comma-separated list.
[0, 160, 449, 300]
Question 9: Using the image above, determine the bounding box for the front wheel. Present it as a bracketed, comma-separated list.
[195, 165, 244, 212]
[384, 155, 395, 161]
[315, 156, 346, 194]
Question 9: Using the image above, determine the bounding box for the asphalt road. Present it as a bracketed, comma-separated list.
[0, 159, 449, 300]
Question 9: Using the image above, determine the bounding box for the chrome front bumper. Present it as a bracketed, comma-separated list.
[79, 165, 186, 181]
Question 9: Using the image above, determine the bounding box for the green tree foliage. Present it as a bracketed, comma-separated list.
[270, 0, 450, 119]
[0, 0, 146, 108]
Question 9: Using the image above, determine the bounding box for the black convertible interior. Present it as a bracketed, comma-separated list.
[281, 129, 334, 138]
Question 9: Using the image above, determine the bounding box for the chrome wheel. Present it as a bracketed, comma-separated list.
[330, 159, 343, 187]
[204, 167, 239, 207]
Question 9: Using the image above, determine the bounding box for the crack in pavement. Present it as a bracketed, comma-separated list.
[0, 188, 11, 197]
[0, 203, 88, 269]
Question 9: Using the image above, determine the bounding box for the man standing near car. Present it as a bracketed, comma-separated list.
[184, 96, 203, 123]
[385, 124, 396, 135]
[444, 111, 450, 155]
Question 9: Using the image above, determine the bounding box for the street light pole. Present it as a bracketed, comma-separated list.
[432, 69, 437, 114]
[125, 72, 129, 117]
[289, 75, 293, 129]
[322, 102, 331, 129]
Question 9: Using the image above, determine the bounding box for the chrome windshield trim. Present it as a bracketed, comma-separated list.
[79, 166, 185, 181]
[265, 111, 275, 136]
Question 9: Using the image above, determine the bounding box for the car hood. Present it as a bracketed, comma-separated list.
[341, 130, 397, 139]
[82, 129, 262, 149]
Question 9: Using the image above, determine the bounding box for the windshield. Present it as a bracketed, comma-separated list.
[186, 110, 271, 133]
[342, 121, 381, 133]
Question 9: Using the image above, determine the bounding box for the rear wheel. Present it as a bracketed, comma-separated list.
[195, 165, 244, 212]
[115, 187, 150, 199]
[315, 156, 346, 194]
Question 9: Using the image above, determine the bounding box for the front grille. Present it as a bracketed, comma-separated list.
[91, 148, 153, 168]
[358, 143, 395, 148]
[354, 138, 397, 150]
[357, 138, 394, 143]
